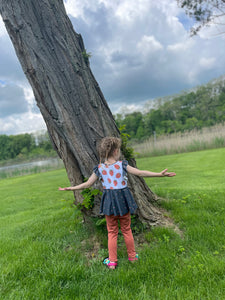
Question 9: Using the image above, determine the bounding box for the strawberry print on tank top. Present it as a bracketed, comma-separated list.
[98, 161, 127, 190]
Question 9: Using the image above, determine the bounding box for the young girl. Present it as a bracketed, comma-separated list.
[59, 137, 176, 269]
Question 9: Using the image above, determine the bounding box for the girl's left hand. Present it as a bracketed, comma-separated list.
[161, 169, 176, 177]
[58, 187, 71, 191]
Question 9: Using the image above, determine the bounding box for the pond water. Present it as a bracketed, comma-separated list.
[0, 158, 64, 178]
[0, 158, 62, 171]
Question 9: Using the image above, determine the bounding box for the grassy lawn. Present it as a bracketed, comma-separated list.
[0, 148, 225, 299]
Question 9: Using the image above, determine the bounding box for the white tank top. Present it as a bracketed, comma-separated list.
[98, 161, 128, 190]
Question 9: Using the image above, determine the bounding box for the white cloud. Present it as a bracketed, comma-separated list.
[64, 0, 105, 20]
[114, 0, 150, 23]
[0, 0, 225, 135]
[0, 81, 45, 135]
[167, 39, 194, 52]
[198, 15, 225, 40]
[199, 57, 216, 69]
[19, 84, 39, 114]
[64, 0, 225, 108]
[64, 0, 87, 19]
[137, 35, 163, 55]
[110, 101, 147, 116]
[0, 16, 7, 37]
[0, 113, 46, 135]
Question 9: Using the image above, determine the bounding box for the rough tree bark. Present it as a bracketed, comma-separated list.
[0, 0, 166, 226]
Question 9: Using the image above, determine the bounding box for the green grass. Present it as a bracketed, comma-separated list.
[0, 148, 225, 299]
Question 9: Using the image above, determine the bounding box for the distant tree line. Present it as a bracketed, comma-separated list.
[0, 132, 56, 161]
[1, 79, 225, 161]
[115, 81, 225, 141]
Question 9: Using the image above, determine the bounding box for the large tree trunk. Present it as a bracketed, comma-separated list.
[0, 0, 165, 226]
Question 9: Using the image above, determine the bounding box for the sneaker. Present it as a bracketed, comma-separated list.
[128, 253, 139, 262]
[103, 258, 117, 269]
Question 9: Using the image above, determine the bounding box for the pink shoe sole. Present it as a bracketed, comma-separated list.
[103, 258, 118, 269]
[128, 254, 139, 261]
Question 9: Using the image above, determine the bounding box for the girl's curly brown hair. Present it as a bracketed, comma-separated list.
[98, 137, 121, 163]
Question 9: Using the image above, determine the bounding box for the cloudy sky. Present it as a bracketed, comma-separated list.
[0, 0, 225, 135]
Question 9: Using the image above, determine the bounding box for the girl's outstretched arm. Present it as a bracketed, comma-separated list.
[127, 165, 176, 177]
[58, 173, 98, 191]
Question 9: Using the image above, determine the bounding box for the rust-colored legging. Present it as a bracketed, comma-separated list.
[105, 212, 136, 262]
